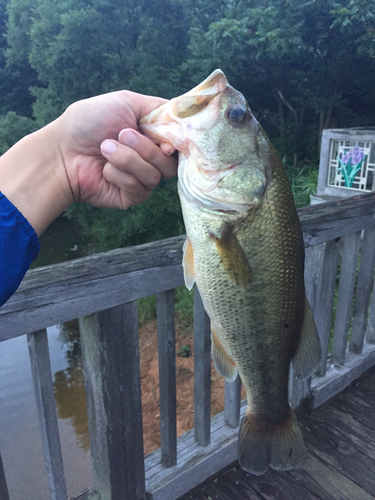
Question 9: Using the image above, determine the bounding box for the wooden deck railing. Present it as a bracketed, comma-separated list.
[1, 192, 375, 500]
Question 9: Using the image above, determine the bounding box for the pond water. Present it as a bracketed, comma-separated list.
[0, 216, 94, 499]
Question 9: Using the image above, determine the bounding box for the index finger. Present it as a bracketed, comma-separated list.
[118, 129, 177, 179]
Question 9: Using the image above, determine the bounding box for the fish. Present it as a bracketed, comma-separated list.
[139, 69, 321, 475]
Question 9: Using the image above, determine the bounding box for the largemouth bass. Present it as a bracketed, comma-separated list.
[139, 70, 321, 475]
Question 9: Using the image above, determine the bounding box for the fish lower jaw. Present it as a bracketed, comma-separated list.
[179, 185, 252, 214]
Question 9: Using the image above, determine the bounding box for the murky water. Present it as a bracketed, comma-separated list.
[0, 217, 94, 499]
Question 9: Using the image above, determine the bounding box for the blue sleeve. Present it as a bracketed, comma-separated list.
[0, 193, 40, 307]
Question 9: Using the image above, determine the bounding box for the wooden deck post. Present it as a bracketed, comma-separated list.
[0, 451, 10, 500]
[350, 227, 375, 353]
[28, 329, 68, 500]
[79, 303, 146, 500]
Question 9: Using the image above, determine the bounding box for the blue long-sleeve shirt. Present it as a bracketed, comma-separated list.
[0, 193, 40, 307]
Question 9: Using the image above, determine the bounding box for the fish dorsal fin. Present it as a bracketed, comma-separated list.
[182, 237, 195, 290]
[292, 297, 321, 379]
[212, 224, 252, 288]
[211, 321, 238, 382]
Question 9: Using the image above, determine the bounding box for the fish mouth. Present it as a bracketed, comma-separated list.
[140, 69, 267, 213]
[139, 69, 228, 149]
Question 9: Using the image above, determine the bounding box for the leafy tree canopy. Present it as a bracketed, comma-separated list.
[1, 0, 374, 247]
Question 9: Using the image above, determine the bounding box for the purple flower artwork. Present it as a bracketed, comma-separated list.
[338, 146, 367, 187]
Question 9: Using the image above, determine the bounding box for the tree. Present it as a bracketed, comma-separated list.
[187, 0, 375, 163]
[0, 0, 37, 117]
[0, 111, 38, 154]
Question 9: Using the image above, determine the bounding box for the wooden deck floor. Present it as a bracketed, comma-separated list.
[178, 366, 375, 500]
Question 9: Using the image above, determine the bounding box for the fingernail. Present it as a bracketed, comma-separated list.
[101, 139, 117, 155]
[119, 129, 138, 147]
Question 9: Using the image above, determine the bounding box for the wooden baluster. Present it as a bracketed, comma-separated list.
[79, 302, 146, 500]
[290, 245, 324, 408]
[27, 329, 68, 500]
[350, 227, 375, 354]
[156, 290, 177, 467]
[0, 451, 10, 500]
[193, 286, 211, 446]
[331, 231, 361, 366]
[224, 376, 241, 428]
[366, 278, 375, 344]
[314, 239, 340, 377]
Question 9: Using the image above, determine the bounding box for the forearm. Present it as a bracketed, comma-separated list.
[0, 120, 73, 236]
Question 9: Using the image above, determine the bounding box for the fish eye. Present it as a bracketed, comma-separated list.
[227, 106, 247, 125]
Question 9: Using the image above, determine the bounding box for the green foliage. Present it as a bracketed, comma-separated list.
[175, 286, 194, 326]
[138, 295, 157, 323]
[285, 164, 319, 208]
[0, 111, 38, 154]
[1, 0, 375, 249]
[65, 179, 184, 251]
[187, 0, 375, 160]
[137, 286, 194, 327]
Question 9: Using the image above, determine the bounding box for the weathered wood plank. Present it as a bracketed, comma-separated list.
[0, 264, 184, 341]
[309, 405, 375, 458]
[331, 231, 361, 366]
[290, 245, 325, 409]
[70, 488, 101, 500]
[156, 289, 177, 467]
[0, 452, 10, 500]
[303, 411, 375, 495]
[2, 193, 375, 343]
[27, 329, 68, 500]
[311, 341, 375, 408]
[313, 239, 340, 376]
[79, 303, 146, 500]
[239, 465, 326, 500]
[299, 191, 375, 247]
[366, 277, 375, 343]
[224, 376, 241, 428]
[145, 402, 247, 500]
[302, 453, 375, 500]
[350, 226, 375, 354]
[0, 235, 185, 341]
[193, 286, 211, 447]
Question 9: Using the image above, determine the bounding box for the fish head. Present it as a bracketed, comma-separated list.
[139, 69, 270, 213]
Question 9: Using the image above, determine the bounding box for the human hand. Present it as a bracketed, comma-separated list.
[54, 90, 177, 209]
[0, 90, 177, 235]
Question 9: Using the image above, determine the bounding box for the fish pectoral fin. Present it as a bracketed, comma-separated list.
[211, 322, 238, 382]
[292, 297, 321, 379]
[238, 408, 307, 475]
[182, 237, 195, 290]
[212, 223, 252, 288]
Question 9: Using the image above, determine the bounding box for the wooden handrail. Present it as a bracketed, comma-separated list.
[1, 192, 375, 500]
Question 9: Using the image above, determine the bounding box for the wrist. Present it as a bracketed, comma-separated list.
[0, 121, 74, 235]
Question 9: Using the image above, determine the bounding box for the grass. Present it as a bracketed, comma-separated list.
[285, 164, 318, 208]
[138, 286, 194, 327]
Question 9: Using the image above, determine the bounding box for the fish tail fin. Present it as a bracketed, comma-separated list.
[238, 409, 307, 475]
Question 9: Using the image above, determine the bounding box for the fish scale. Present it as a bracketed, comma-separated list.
[140, 69, 321, 475]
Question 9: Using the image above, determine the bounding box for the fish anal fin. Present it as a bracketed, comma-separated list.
[182, 237, 195, 290]
[238, 409, 307, 475]
[212, 224, 252, 288]
[293, 297, 321, 379]
[211, 324, 238, 382]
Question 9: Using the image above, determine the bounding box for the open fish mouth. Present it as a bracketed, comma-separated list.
[140, 70, 268, 212]
[139, 69, 229, 151]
